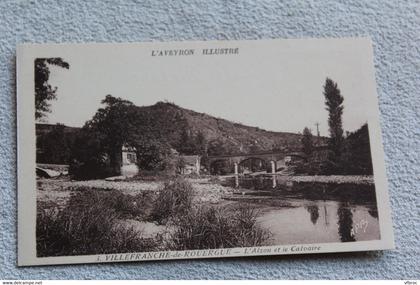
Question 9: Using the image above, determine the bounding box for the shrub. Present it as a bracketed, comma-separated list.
[294, 159, 328, 175]
[89, 190, 152, 220]
[36, 124, 74, 164]
[69, 158, 114, 180]
[36, 190, 157, 257]
[167, 204, 271, 250]
[151, 177, 194, 224]
[135, 140, 176, 173]
[68, 128, 115, 180]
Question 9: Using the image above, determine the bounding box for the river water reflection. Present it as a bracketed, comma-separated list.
[225, 179, 380, 244]
[257, 198, 380, 244]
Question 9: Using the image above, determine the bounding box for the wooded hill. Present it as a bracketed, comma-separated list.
[134, 101, 326, 155]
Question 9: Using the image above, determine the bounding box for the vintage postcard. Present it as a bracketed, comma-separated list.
[17, 38, 394, 266]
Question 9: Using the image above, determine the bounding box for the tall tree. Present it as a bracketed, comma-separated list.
[194, 131, 207, 156]
[324, 78, 345, 159]
[35, 58, 69, 119]
[84, 95, 139, 174]
[301, 127, 314, 157]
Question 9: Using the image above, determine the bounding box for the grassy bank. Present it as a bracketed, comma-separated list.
[36, 190, 157, 257]
[167, 204, 271, 250]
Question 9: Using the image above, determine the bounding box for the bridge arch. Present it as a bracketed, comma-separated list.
[238, 157, 270, 173]
[209, 159, 234, 175]
[207, 150, 305, 175]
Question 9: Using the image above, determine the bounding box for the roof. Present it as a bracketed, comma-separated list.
[122, 145, 137, 152]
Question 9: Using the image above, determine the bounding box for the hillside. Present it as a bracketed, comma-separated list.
[136, 102, 327, 155]
[36, 101, 328, 162]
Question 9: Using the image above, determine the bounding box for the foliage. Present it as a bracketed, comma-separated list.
[207, 139, 227, 156]
[84, 95, 141, 174]
[70, 96, 191, 179]
[68, 97, 319, 179]
[296, 123, 373, 175]
[249, 144, 262, 153]
[340, 124, 373, 175]
[36, 124, 73, 164]
[305, 205, 320, 225]
[35, 58, 69, 119]
[289, 182, 377, 203]
[167, 204, 271, 250]
[301, 127, 314, 157]
[324, 78, 344, 159]
[36, 190, 157, 257]
[210, 159, 232, 175]
[151, 177, 194, 224]
[337, 203, 356, 242]
[177, 129, 207, 155]
[68, 128, 113, 180]
[177, 129, 194, 154]
[135, 139, 177, 174]
[194, 131, 207, 155]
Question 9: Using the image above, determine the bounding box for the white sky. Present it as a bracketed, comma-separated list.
[43, 39, 376, 136]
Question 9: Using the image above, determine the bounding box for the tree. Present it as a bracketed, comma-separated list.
[301, 127, 314, 157]
[70, 95, 190, 178]
[135, 139, 173, 172]
[69, 127, 112, 180]
[295, 127, 324, 175]
[340, 123, 373, 175]
[36, 124, 73, 164]
[249, 144, 261, 153]
[83, 95, 140, 175]
[324, 78, 345, 160]
[35, 58, 69, 119]
[194, 131, 207, 156]
[207, 140, 226, 156]
[178, 129, 194, 155]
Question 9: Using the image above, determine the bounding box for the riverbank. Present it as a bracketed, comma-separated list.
[37, 176, 234, 208]
[280, 175, 374, 185]
[36, 176, 268, 257]
[220, 174, 374, 185]
[36, 175, 380, 257]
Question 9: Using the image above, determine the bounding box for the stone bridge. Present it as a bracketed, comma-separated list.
[206, 151, 305, 175]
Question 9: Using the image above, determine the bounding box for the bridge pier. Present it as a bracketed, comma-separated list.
[271, 160, 277, 188]
[234, 162, 239, 188]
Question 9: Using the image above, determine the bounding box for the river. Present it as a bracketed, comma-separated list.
[224, 179, 380, 244]
[257, 198, 379, 244]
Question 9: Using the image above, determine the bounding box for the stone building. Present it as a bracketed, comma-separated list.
[120, 145, 139, 177]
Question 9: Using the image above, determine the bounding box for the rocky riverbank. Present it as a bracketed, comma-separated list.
[37, 177, 234, 207]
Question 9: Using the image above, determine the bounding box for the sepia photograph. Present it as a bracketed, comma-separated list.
[17, 38, 394, 265]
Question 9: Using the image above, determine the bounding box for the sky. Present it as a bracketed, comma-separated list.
[41, 39, 378, 136]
